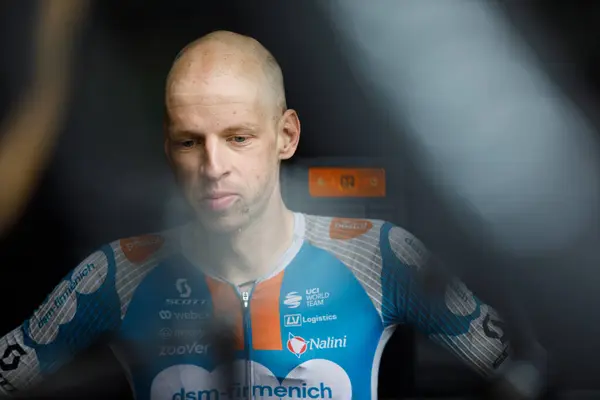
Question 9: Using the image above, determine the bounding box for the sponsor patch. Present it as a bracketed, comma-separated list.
[329, 218, 373, 240]
[29, 252, 108, 344]
[120, 234, 165, 263]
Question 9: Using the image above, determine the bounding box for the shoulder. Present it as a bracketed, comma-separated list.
[71, 227, 184, 295]
[303, 213, 384, 246]
[101, 226, 183, 269]
[44, 227, 183, 297]
[384, 223, 430, 269]
[86, 227, 185, 317]
[302, 213, 429, 267]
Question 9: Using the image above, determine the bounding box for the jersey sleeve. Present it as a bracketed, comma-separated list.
[379, 222, 510, 377]
[0, 245, 123, 396]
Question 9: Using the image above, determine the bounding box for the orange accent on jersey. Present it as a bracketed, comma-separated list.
[204, 277, 244, 350]
[250, 271, 284, 351]
[329, 218, 374, 240]
[308, 167, 386, 197]
[119, 235, 165, 263]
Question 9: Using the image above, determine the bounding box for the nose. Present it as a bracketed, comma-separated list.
[201, 136, 229, 181]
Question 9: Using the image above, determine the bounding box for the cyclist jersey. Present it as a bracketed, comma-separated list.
[0, 213, 510, 399]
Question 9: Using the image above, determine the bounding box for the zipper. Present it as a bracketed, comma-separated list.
[239, 285, 255, 399]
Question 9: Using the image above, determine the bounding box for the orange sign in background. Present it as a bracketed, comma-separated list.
[308, 167, 386, 198]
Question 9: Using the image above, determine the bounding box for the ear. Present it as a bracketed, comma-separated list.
[277, 109, 301, 160]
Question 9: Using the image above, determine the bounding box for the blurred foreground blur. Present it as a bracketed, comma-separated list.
[0, 0, 88, 237]
[1, 0, 600, 398]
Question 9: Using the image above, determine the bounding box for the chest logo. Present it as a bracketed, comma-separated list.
[286, 333, 347, 359]
[120, 234, 164, 263]
[329, 218, 373, 240]
[175, 279, 192, 298]
[151, 361, 353, 400]
[286, 333, 308, 358]
[283, 292, 302, 309]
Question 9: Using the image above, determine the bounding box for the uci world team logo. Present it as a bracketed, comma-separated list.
[283, 292, 302, 309]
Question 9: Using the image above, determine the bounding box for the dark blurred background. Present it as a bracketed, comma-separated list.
[1, 0, 600, 398]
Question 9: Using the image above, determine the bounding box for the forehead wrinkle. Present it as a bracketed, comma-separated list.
[167, 100, 251, 109]
[166, 92, 262, 112]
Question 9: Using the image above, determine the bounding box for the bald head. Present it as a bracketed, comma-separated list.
[166, 31, 286, 116]
[164, 31, 302, 232]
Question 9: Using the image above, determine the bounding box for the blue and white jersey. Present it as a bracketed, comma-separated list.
[0, 213, 508, 399]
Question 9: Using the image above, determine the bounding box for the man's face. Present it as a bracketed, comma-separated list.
[164, 72, 288, 232]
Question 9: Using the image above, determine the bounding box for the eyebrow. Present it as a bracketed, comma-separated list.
[221, 124, 259, 134]
[171, 124, 260, 137]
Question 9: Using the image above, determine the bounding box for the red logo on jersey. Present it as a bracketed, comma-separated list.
[120, 234, 164, 263]
[329, 218, 373, 240]
[287, 333, 307, 358]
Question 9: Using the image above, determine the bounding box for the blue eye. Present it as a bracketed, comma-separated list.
[180, 140, 195, 148]
[229, 136, 250, 145]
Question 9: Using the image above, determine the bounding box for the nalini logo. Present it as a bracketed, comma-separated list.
[286, 333, 307, 358]
[176, 279, 191, 298]
[286, 332, 347, 358]
[283, 292, 302, 309]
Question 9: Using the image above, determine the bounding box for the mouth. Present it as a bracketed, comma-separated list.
[198, 193, 238, 211]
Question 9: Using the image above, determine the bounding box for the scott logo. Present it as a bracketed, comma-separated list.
[166, 279, 206, 306]
[165, 299, 205, 306]
[284, 292, 302, 309]
[175, 279, 191, 298]
[483, 314, 507, 345]
[0, 344, 26, 372]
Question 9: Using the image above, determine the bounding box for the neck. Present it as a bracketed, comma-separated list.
[194, 195, 296, 285]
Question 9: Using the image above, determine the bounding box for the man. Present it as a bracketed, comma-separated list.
[0, 31, 540, 399]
